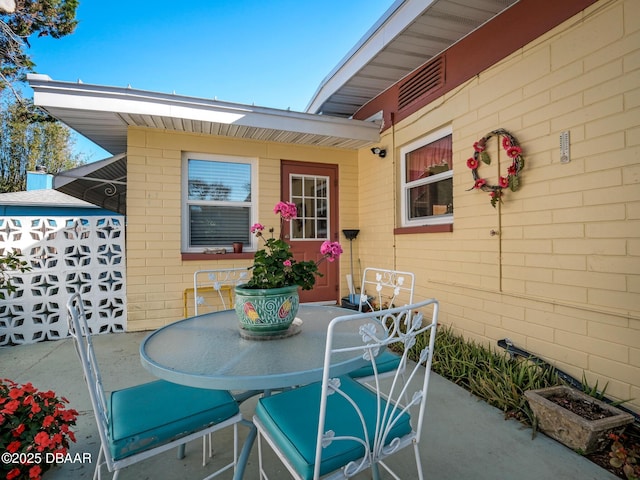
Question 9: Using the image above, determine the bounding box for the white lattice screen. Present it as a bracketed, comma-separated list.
[0, 214, 126, 346]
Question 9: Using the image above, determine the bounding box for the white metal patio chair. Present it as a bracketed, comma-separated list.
[66, 293, 243, 480]
[349, 268, 416, 382]
[189, 268, 251, 460]
[253, 298, 439, 480]
[183, 268, 251, 317]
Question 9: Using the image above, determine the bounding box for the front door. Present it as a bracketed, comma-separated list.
[281, 160, 339, 304]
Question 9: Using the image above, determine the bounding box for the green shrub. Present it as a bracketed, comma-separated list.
[405, 325, 561, 426]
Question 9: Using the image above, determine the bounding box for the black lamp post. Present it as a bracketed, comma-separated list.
[342, 229, 360, 302]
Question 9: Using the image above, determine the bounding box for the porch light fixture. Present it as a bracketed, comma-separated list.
[370, 147, 386, 158]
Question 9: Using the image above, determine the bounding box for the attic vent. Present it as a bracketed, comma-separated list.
[398, 55, 445, 111]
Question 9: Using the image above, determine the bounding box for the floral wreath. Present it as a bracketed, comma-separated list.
[467, 128, 525, 207]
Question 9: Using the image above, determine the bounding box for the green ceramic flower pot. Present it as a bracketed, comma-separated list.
[234, 284, 299, 333]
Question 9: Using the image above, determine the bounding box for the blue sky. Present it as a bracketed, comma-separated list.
[26, 1, 393, 162]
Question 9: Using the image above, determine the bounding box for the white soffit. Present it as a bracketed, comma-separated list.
[28, 74, 380, 155]
[306, 0, 518, 117]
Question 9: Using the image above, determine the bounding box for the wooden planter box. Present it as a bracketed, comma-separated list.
[524, 385, 634, 454]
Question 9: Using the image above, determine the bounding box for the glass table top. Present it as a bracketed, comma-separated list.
[140, 304, 367, 391]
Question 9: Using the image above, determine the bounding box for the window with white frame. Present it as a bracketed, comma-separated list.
[400, 126, 453, 227]
[181, 153, 256, 252]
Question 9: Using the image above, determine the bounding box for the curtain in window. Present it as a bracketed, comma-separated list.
[406, 135, 452, 182]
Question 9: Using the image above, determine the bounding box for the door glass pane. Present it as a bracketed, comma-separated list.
[290, 174, 329, 240]
[317, 199, 327, 218]
[304, 219, 316, 238]
[291, 177, 302, 196]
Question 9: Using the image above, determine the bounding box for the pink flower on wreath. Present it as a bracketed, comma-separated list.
[473, 141, 485, 152]
[273, 201, 298, 221]
[490, 191, 501, 199]
[473, 178, 487, 189]
[250, 223, 264, 234]
[507, 163, 518, 176]
[502, 136, 511, 150]
[506, 145, 522, 158]
[466, 157, 479, 169]
[320, 241, 343, 262]
[499, 176, 509, 188]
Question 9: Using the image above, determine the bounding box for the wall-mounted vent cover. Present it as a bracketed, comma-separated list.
[398, 55, 445, 111]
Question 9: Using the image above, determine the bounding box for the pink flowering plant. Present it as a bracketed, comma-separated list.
[0, 378, 78, 480]
[246, 201, 343, 290]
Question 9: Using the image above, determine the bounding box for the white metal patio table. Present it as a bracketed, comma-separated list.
[139, 304, 367, 480]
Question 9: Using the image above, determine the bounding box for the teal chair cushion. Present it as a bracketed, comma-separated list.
[255, 375, 412, 480]
[108, 380, 239, 461]
[348, 350, 401, 379]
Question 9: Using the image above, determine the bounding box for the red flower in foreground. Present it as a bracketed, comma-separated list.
[466, 157, 479, 169]
[42, 415, 55, 428]
[1, 379, 77, 479]
[12, 423, 25, 437]
[58, 408, 78, 422]
[7, 468, 21, 480]
[502, 136, 511, 149]
[29, 465, 42, 480]
[9, 388, 24, 400]
[34, 431, 51, 451]
[2, 399, 20, 415]
[499, 176, 509, 188]
[507, 163, 518, 176]
[7, 440, 21, 452]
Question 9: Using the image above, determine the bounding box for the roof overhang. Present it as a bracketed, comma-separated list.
[306, 0, 518, 117]
[28, 74, 381, 156]
[53, 153, 127, 214]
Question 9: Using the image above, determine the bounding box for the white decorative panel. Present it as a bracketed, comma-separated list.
[0, 215, 126, 345]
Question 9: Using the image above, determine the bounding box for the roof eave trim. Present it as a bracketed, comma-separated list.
[305, 0, 436, 114]
[28, 74, 380, 144]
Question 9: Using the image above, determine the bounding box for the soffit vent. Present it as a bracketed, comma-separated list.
[398, 55, 445, 111]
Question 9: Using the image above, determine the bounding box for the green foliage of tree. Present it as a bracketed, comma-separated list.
[0, 92, 84, 192]
[0, 1, 83, 192]
[0, 0, 78, 90]
[0, 251, 30, 300]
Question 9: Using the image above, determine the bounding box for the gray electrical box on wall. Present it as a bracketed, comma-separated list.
[560, 131, 570, 163]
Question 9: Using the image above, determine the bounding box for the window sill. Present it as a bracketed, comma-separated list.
[182, 252, 254, 261]
[394, 224, 453, 234]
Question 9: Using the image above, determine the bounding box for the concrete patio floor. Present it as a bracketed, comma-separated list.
[1, 331, 618, 480]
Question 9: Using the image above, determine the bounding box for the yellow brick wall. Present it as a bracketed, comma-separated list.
[357, 0, 640, 410]
[126, 129, 357, 330]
